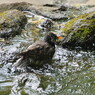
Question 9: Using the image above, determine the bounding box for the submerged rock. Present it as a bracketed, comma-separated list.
[61, 12, 95, 49]
[0, 9, 27, 38]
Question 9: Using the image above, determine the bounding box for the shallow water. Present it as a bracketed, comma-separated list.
[0, 3, 95, 95]
[1, 46, 95, 95]
[0, 36, 95, 95]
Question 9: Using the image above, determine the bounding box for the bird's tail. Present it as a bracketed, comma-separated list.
[17, 51, 27, 57]
[12, 57, 27, 68]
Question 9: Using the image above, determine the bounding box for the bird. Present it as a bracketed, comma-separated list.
[13, 32, 62, 68]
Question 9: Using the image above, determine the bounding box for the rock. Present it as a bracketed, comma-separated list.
[84, 6, 95, 14]
[40, 19, 53, 31]
[24, 11, 54, 32]
[0, 2, 33, 12]
[37, 11, 68, 21]
[0, 9, 27, 38]
[61, 12, 95, 49]
[57, 5, 67, 11]
[0, 2, 79, 21]
[43, 4, 56, 7]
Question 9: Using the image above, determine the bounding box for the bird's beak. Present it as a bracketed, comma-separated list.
[57, 36, 63, 40]
[56, 36, 63, 45]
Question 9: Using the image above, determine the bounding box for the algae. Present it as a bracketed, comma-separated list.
[62, 11, 95, 45]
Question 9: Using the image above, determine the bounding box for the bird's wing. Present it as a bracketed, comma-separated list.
[19, 41, 49, 58]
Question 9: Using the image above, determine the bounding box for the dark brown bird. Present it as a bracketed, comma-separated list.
[13, 32, 62, 68]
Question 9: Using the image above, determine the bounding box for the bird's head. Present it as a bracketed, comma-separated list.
[44, 32, 63, 46]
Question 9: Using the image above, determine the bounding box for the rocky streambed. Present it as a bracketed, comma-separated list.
[0, 2, 95, 95]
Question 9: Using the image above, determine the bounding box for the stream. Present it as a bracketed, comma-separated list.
[0, 0, 95, 95]
[0, 37, 95, 95]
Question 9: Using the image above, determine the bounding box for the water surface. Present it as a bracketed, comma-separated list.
[0, 1, 95, 95]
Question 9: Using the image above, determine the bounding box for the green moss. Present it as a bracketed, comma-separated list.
[63, 12, 95, 33]
[21, 90, 28, 95]
[0, 10, 25, 29]
[0, 11, 7, 16]
[71, 28, 89, 41]
[62, 11, 95, 41]
[63, 13, 89, 33]
[0, 11, 11, 22]
[0, 9, 27, 38]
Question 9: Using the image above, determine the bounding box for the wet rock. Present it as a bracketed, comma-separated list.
[54, 4, 79, 12]
[24, 11, 54, 32]
[57, 5, 67, 11]
[43, 4, 56, 7]
[40, 19, 53, 31]
[0, 2, 80, 21]
[10, 2, 69, 21]
[0, 9, 27, 38]
[0, 2, 33, 12]
[61, 12, 95, 49]
[84, 6, 95, 14]
[37, 11, 68, 21]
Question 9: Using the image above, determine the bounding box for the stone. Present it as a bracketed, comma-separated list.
[61, 12, 95, 49]
[0, 9, 27, 38]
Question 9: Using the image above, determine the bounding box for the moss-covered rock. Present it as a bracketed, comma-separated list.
[62, 12, 95, 49]
[0, 9, 27, 38]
